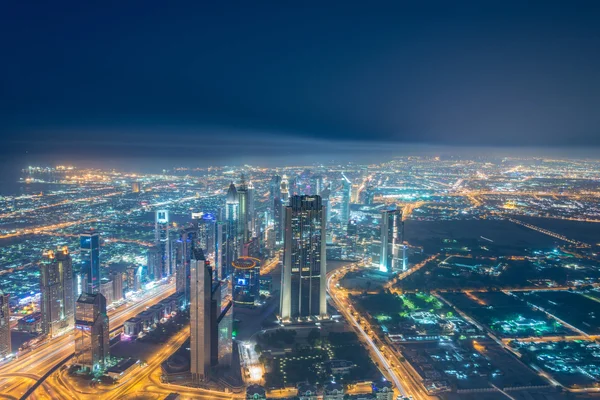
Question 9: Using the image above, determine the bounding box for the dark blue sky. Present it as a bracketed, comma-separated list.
[1, 1, 599, 164]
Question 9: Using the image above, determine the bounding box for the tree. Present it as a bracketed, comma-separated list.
[307, 329, 320, 347]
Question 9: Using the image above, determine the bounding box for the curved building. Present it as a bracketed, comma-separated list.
[232, 257, 260, 306]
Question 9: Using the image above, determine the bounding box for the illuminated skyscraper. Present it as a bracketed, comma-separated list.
[194, 212, 217, 257]
[190, 248, 212, 382]
[280, 195, 327, 321]
[269, 175, 282, 208]
[340, 174, 351, 230]
[380, 207, 404, 272]
[40, 248, 74, 337]
[247, 180, 256, 238]
[74, 292, 109, 371]
[225, 183, 239, 278]
[155, 210, 170, 278]
[0, 293, 10, 360]
[147, 246, 162, 281]
[218, 277, 233, 366]
[80, 231, 100, 294]
[175, 226, 195, 305]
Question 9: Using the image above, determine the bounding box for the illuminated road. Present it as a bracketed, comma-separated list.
[0, 282, 175, 399]
[328, 264, 422, 399]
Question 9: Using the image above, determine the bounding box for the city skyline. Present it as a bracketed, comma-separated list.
[1, 2, 600, 399]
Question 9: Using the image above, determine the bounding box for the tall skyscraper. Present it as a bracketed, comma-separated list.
[74, 292, 109, 371]
[80, 231, 100, 294]
[247, 180, 256, 238]
[225, 183, 240, 279]
[111, 271, 123, 302]
[215, 220, 226, 280]
[280, 195, 327, 321]
[190, 248, 212, 382]
[194, 212, 217, 257]
[340, 174, 351, 230]
[380, 207, 404, 272]
[155, 210, 170, 278]
[273, 196, 283, 244]
[218, 277, 233, 367]
[147, 246, 162, 281]
[175, 226, 195, 305]
[0, 293, 10, 360]
[269, 175, 282, 208]
[40, 248, 74, 337]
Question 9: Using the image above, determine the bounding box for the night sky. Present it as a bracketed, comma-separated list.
[1, 1, 599, 165]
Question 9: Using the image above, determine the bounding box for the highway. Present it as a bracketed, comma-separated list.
[0, 281, 176, 400]
[327, 264, 435, 400]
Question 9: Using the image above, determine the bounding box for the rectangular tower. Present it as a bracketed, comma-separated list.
[74, 293, 109, 371]
[155, 210, 170, 278]
[190, 249, 212, 382]
[80, 231, 100, 294]
[40, 248, 75, 337]
[0, 294, 10, 360]
[380, 208, 404, 272]
[280, 195, 327, 321]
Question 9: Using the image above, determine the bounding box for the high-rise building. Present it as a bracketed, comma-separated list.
[74, 293, 109, 371]
[80, 231, 100, 294]
[100, 280, 114, 306]
[380, 207, 404, 272]
[232, 257, 260, 306]
[224, 183, 239, 279]
[131, 181, 141, 193]
[194, 212, 217, 257]
[247, 180, 256, 238]
[175, 226, 195, 305]
[215, 220, 227, 280]
[126, 266, 141, 292]
[237, 175, 254, 245]
[40, 248, 74, 337]
[339, 174, 351, 230]
[280, 195, 327, 321]
[111, 271, 123, 302]
[218, 277, 233, 367]
[269, 175, 282, 210]
[155, 210, 170, 278]
[190, 248, 213, 382]
[147, 246, 161, 281]
[0, 293, 11, 360]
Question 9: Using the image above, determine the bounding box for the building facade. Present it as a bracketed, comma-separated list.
[74, 293, 109, 371]
[80, 231, 100, 294]
[190, 249, 212, 382]
[155, 210, 170, 278]
[40, 248, 75, 337]
[280, 195, 327, 321]
[380, 207, 404, 272]
[0, 293, 10, 360]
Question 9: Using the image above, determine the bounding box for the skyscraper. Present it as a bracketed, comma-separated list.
[155, 210, 170, 278]
[40, 248, 74, 337]
[339, 174, 351, 231]
[80, 231, 100, 294]
[269, 175, 282, 209]
[218, 277, 233, 367]
[175, 226, 195, 305]
[247, 180, 256, 238]
[380, 207, 404, 272]
[147, 246, 162, 281]
[280, 195, 327, 321]
[74, 292, 109, 371]
[0, 293, 10, 360]
[225, 183, 240, 279]
[190, 248, 212, 382]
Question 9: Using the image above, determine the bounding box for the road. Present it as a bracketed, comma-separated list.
[0, 281, 176, 400]
[327, 264, 435, 400]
